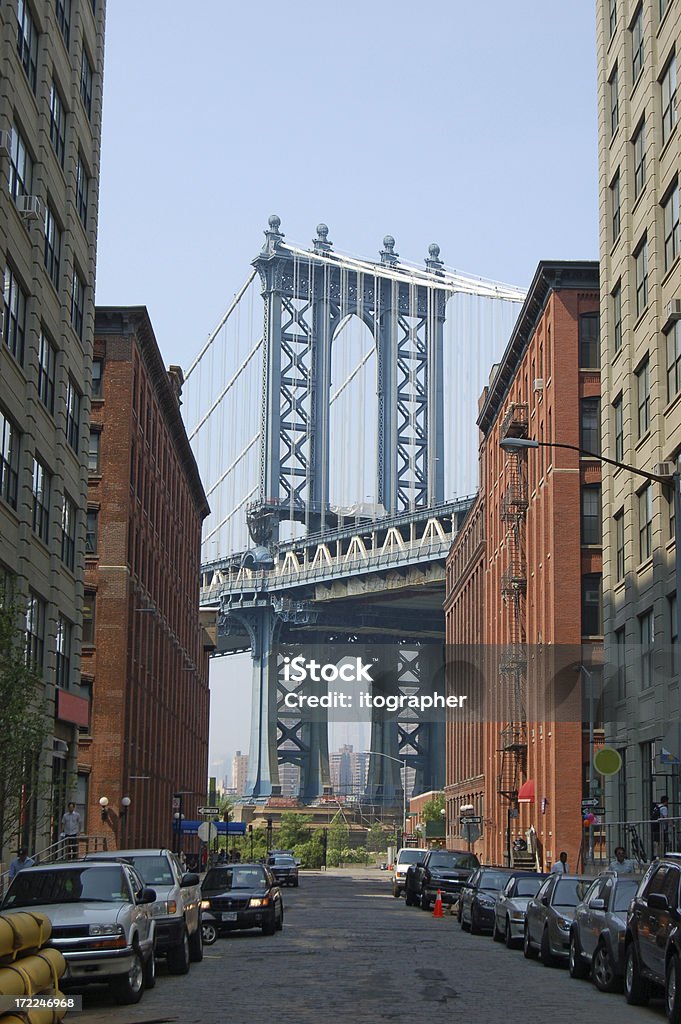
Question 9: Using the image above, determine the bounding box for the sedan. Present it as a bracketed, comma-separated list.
[524, 874, 591, 966]
[200, 863, 284, 936]
[492, 872, 548, 948]
[569, 871, 640, 991]
[459, 868, 512, 934]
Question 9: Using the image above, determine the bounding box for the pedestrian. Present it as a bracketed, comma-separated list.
[652, 795, 670, 856]
[609, 846, 635, 873]
[61, 801, 82, 860]
[550, 851, 569, 873]
[9, 846, 34, 879]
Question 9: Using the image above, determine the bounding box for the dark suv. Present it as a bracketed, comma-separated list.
[624, 853, 681, 1022]
[415, 850, 479, 910]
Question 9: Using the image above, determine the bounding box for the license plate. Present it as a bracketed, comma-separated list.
[221, 912, 237, 921]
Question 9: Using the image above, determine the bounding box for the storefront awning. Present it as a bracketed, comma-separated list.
[517, 779, 535, 803]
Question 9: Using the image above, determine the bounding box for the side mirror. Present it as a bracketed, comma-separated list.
[648, 892, 671, 912]
[180, 872, 200, 887]
[140, 887, 157, 904]
[590, 898, 606, 911]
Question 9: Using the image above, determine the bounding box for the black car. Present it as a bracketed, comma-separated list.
[459, 868, 511, 934]
[415, 850, 480, 910]
[267, 854, 299, 887]
[624, 853, 681, 1021]
[200, 863, 284, 936]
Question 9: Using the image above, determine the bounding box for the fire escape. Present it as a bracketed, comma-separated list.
[497, 403, 528, 802]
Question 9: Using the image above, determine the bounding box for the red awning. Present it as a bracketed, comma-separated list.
[517, 779, 535, 803]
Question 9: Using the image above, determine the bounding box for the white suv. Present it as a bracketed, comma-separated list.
[392, 848, 426, 898]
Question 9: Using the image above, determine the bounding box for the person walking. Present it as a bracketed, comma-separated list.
[550, 851, 569, 873]
[9, 847, 34, 879]
[61, 801, 82, 860]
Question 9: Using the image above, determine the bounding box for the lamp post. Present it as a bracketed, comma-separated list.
[366, 750, 408, 847]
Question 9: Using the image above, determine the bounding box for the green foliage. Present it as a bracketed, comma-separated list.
[276, 812, 312, 850]
[421, 793, 445, 823]
[366, 822, 396, 852]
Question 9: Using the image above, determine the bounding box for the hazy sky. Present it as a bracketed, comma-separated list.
[95, 1, 599, 774]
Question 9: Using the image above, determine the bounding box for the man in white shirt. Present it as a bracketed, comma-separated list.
[9, 847, 34, 878]
[609, 846, 635, 874]
[61, 802, 82, 860]
[550, 851, 569, 873]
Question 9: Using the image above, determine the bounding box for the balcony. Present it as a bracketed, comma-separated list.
[500, 403, 529, 440]
[501, 570, 526, 596]
[500, 485, 528, 521]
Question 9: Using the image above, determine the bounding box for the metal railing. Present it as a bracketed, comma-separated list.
[1, 834, 108, 899]
[580, 816, 681, 872]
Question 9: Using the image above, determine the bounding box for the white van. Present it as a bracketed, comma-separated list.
[392, 847, 426, 897]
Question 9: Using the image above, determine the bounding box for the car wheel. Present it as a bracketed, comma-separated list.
[667, 951, 681, 1024]
[262, 913, 277, 936]
[569, 931, 589, 980]
[470, 905, 481, 935]
[624, 942, 649, 1005]
[201, 921, 218, 946]
[293, 879, 299, 887]
[421, 893, 432, 912]
[541, 927, 557, 968]
[492, 916, 504, 942]
[188, 922, 203, 963]
[276, 906, 284, 931]
[505, 918, 517, 949]
[392, 884, 401, 898]
[143, 951, 156, 990]
[592, 941, 620, 993]
[111, 947, 145, 1005]
[167, 929, 190, 975]
[460, 906, 470, 932]
[523, 924, 538, 960]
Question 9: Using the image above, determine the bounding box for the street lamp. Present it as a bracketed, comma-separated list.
[366, 751, 408, 847]
[120, 796, 131, 820]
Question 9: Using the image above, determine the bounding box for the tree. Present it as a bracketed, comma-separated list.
[327, 811, 349, 867]
[421, 793, 445, 823]
[276, 812, 311, 850]
[0, 596, 50, 853]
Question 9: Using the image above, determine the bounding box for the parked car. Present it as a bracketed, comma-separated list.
[85, 848, 202, 973]
[569, 871, 640, 991]
[524, 874, 590, 966]
[623, 852, 681, 1021]
[392, 848, 426, 898]
[459, 868, 512, 934]
[267, 854, 299, 887]
[492, 872, 548, 947]
[1, 861, 156, 1005]
[415, 850, 480, 910]
[200, 862, 284, 935]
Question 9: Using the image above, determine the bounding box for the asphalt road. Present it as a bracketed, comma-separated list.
[77, 867, 667, 1024]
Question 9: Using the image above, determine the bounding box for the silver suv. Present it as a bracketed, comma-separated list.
[1, 861, 156, 1005]
[86, 848, 202, 973]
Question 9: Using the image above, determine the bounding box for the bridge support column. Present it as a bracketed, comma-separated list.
[236, 606, 281, 798]
[366, 655, 403, 805]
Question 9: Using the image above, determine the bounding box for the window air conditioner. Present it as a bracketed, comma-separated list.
[653, 462, 675, 478]
[665, 299, 681, 325]
[17, 194, 43, 221]
[533, 378, 544, 393]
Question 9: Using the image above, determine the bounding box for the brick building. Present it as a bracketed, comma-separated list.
[445, 261, 601, 870]
[79, 307, 211, 848]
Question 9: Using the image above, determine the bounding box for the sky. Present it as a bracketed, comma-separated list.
[94, 1, 599, 777]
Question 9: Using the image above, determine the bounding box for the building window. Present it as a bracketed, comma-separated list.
[632, 5, 644, 81]
[635, 237, 648, 317]
[71, 268, 85, 340]
[25, 592, 46, 672]
[55, 615, 72, 688]
[579, 312, 600, 368]
[611, 171, 621, 242]
[639, 485, 653, 562]
[610, 64, 619, 137]
[582, 574, 603, 637]
[9, 124, 32, 202]
[580, 397, 601, 456]
[0, 409, 20, 508]
[88, 430, 100, 473]
[615, 627, 626, 701]
[614, 393, 624, 461]
[582, 485, 602, 544]
[615, 508, 625, 581]
[636, 357, 650, 436]
[76, 155, 89, 227]
[4, 265, 27, 365]
[609, 0, 617, 37]
[640, 609, 654, 689]
[31, 457, 51, 543]
[49, 81, 66, 168]
[613, 281, 622, 353]
[17, 1, 38, 93]
[65, 378, 81, 451]
[80, 48, 93, 118]
[44, 204, 62, 289]
[667, 322, 681, 402]
[664, 182, 680, 271]
[55, 0, 71, 47]
[60, 493, 76, 571]
[662, 54, 677, 145]
[671, 595, 678, 677]
[91, 358, 103, 398]
[634, 119, 646, 198]
[661, 0, 670, 18]
[86, 508, 98, 554]
[82, 593, 95, 646]
[37, 331, 56, 414]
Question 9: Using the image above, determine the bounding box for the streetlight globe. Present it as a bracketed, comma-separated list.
[121, 796, 131, 808]
[99, 796, 109, 809]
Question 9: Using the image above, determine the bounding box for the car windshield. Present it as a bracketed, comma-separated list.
[203, 866, 267, 890]
[428, 853, 477, 870]
[553, 879, 589, 907]
[397, 850, 423, 865]
[271, 857, 295, 867]
[123, 855, 174, 886]
[514, 877, 544, 897]
[614, 881, 639, 912]
[478, 870, 509, 890]
[3, 867, 130, 908]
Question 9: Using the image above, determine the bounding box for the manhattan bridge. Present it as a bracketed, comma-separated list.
[182, 216, 525, 807]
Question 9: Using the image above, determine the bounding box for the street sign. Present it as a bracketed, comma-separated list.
[460, 815, 482, 824]
[197, 806, 220, 815]
[581, 797, 600, 808]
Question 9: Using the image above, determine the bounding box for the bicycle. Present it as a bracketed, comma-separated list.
[627, 824, 647, 865]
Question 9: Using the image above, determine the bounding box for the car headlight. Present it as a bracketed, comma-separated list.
[89, 924, 124, 936]
[151, 900, 178, 917]
[200, 899, 211, 910]
[509, 913, 525, 921]
[477, 894, 494, 906]
[556, 916, 571, 930]
[249, 897, 270, 908]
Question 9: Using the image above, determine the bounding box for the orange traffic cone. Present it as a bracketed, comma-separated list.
[433, 890, 444, 918]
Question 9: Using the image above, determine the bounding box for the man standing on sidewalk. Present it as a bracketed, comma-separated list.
[61, 802, 82, 860]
